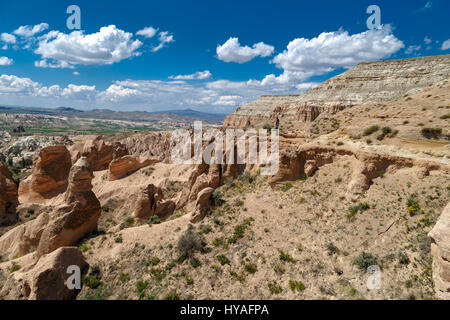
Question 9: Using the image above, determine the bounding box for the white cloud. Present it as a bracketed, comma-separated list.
[1, 33, 16, 44]
[0, 74, 38, 94]
[424, 36, 432, 44]
[405, 45, 421, 54]
[0, 56, 13, 65]
[216, 37, 274, 63]
[272, 26, 404, 77]
[73, 71, 80, 76]
[212, 95, 243, 106]
[34, 59, 74, 69]
[136, 27, 158, 38]
[13, 23, 49, 37]
[423, 1, 433, 10]
[34, 25, 143, 68]
[442, 39, 450, 50]
[169, 70, 212, 80]
[152, 31, 174, 52]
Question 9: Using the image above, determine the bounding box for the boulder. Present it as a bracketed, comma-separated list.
[108, 155, 159, 181]
[18, 145, 72, 202]
[190, 187, 214, 223]
[0, 162, 18, 225]
[0, 247, 88, 300]
[428, 202, 450, 299]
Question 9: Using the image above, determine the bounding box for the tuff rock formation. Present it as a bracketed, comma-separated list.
[0, 247, 88, 300]
[428, 203, 450, 299]
[0, 162, 18, 225]
[18, 146, 72, 202]
[37, 157, 101, 257]
[133, 184, 175, 221]
[69, 136, 128, 171]
[190, 187, 214, 223]
[224, 55, 450, 127]
[108, 155, 159, 181]
[119, 132, 174, 163]
[0, 157, 101, 259]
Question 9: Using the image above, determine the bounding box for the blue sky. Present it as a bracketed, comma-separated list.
[0, 0, 449, 113]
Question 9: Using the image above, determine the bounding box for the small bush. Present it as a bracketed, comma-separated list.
[281, 182, 293, 192]
[148, 215, 161, 225]
[440, 114, 450, 120]
[9, 263, 21, 273]
[421, 127, 442, 139]
[177, 229, 205, 262]
[79, 243, 90, 252]
[363, 125, 379, 136]
[407, 194, 421, 217]
[289, 280, 306, 292]
[397, 250, 410, 265]
[217, 254, 230, 265]
[190, 257, 202, 268]
[279, 250, 295, 263]
[82, 275, 101, 289]
[244, 263, 258, 273]
[211, 190, 224, 206]
[268, 281, 283, 294]
[163, 291, 180, 300]
[354, 252, 378, 270]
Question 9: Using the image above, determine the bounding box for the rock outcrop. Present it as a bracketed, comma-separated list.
[133, 184, 175, 221]
[0, 162, 18, 225]
[190, 187, 214, 223]
[0, 247, 88, 300]
[37, 157, 101, 257]
[224, 55, 450, 127]
[69, 136, 128, 171]
[119, 132, 174, 163]
[108, 155, 159, 181]
[428, 203, 450, 299]
[18, 146, 72, 202]
[0, 157, 101, 259]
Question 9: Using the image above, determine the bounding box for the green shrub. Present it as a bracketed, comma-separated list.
[281, 182, 293, 192]
[407, 194, 421, 216]
[211, 190, 224, 206]
[119, 273, 130, 283]
[146, 257, 160, 266]
[279, 250, 295, 263]
[268, 281, 283, 294]
[354, 252, 378, 270]
[244, 263, 258, 273]
[440, 114, 450, 120]
[79, 243, 90, 252]
[163, 291, 180, 300]
[150, 268, 166, 281]
[397, 250, 410, 265]
[190, 257, 202, 268]
[363, 125, 379, 136]
[289, 280, 306, 292]
[421, 127, 442, 139]
[82, 275, 101, 289]
[217, 254, 230, 265]
[9, 263, 21, 273]
[148, 215, 161, 225]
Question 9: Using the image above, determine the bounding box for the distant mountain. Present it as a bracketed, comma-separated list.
[0, 105, 226, 124]
[151, 109, 226, 122]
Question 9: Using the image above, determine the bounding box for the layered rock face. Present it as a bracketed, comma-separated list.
[108, 155, 159, 181]
[224, 55, 450, 127]
[119, 132, 174, 163]
[18, 146, 72, 202]
[69, 136, 128, 171]
[0, 162, 18, 225]
[0, 247, 88, 300]
[429, 203, 450, 299]
[0, 157, 101, 259]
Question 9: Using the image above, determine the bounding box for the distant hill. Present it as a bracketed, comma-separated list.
[0, 105, 226, 124]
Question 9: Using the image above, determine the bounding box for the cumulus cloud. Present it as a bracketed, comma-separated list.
[442, 39, 450, 50]
[272, 26, 404, 77]
[424, 36, 432, 44]
[152, 31, 174, 52]
[212, 95, 243, 106]
[169, 70, 212, 80]
[1, 33, 16, 44]
[34, 25, 143, 68]
[136, 27, 158, 38]
[13, 23, 49, 37]
[0, 56, 13, 65]
[0, 74, 38, 94]
[216, 37, 274, 63]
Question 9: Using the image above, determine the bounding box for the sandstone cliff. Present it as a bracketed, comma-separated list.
[224, 55, 450, 127]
